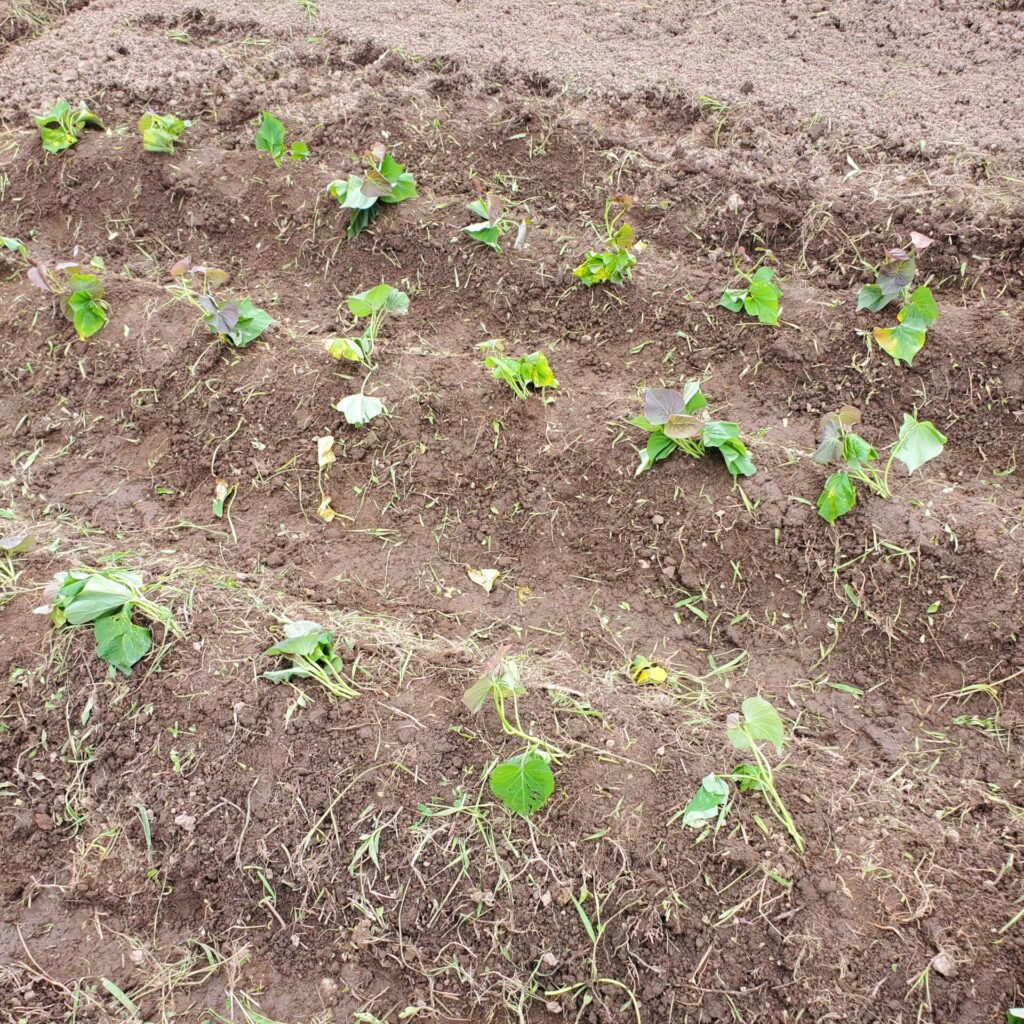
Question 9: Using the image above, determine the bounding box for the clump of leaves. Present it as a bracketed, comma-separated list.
[719, 265, 781, 325]
[463, 657, 564, 816]
[254, 111, 309, 167]
[27, 254, 108, 340]
[35, 100, 103, 153]
[139, 112, 191, 154]
[262, 620, 357, 700]
[813, 406, 947, 523]
[44, 568, 180, 675]
[327, 143, 417, 240]
[679, 696, 803, 852]
[0, 533, 35, 586]
[478, 339, 558, 400]
[630, 383, 756, 479]
[856, 232, 933, 313]
[573, 195, 641, 286]
[326, 282, 408, 428]
[168, 256, 272, 348]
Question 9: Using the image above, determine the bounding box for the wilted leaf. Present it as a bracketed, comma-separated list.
[467, 567, 500, 593]
[336, 393, 385, 427]
[316, 435, 336, 468]
[0, 533, 35, 554]
[317, 496, 336, 522]
[727, 695, 785, 755]
[892, 414, 946, 474]
[681, 774, 729, 829]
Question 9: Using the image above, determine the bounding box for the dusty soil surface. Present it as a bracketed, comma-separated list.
[1, 1, 1023, 1022]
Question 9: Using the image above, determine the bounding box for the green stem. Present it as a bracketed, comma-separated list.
[746, 736, 804, 853]
[494, 691, 565, 760]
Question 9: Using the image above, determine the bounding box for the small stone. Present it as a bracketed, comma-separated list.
[174, 813, 196, 832]
[651, 514, 664, 526]
[931, 952, 957, 978]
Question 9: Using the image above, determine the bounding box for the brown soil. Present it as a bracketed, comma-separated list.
[1, 2, 1023, 1022]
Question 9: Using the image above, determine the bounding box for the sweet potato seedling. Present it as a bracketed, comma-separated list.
[463, 188, 512, 251]
[327, 143, 417, 239]
[630, 383, 756, 479]
[139, 112, 191, 154]
[262, 620, 357, 700]
[463, 657, 564, 816]
[573, 195, 642, 286]
[681, 698, 803, 850]
[328, 283, 408, 428]
[719, 265, 781, 325]
[254, 111, 309, 167]
[35, 100, 103, 153]
[813, 406, 947, 523]
[168, 256, 272, 348]
[325, 282, 408, 368]
[858, 234, 937, 365]
[44, 568, 181, 675]
[27, 254, 108, 340]
[478, 339, 558, 400]
[1, 235, 28, 268]
[726, 696, 804, 851]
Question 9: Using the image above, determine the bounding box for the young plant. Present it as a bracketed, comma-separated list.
[463, 188, 512, 251]
[856, 231, 933, 313]
[139, 112, 191, 154]
[463, 657, 563, 816]
[254, 111, 309, 167]
[262, 620, 357, 700]
[35, 100, 103, 153]
[813, 406, 947, 523]
[326, 282, 408, 427]
[573, 195, 641, 287]
[44, 568, 180, 675]
[478, 339, 558, 400]
[27, 254, 108, 340]
[1, 235, 29, 275]
[168, 257, 272, 348]
[327, 144, 417, 240]
[726, 696, 804, 852]
[630, 383, 756, 479]
[719, 265, 781, 325]
[857, 233, 937, 365]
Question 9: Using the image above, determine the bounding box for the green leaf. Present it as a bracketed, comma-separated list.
[464, 222, 504, 251]
[94, 609, 152, 674]
[842, 432, 877, 469]
[716, 437, 756, 479]
[899, 285, 938, 328]
[1, 235, 27, 259]
[225, 298, 272, 347]
[856, 282, 888, 313]
[718, 288, 745, 312]
[892, 414, 946, 474]
[636, 429, 677, 476]
[745, 267, 780, 325]
[336, 393, 385, 427]
[1007, 1008, 1024, 1024]
[681, 774, 729, 829]
[489, 751, 555, 816]
[289, 140, 309, 161]
[67, 291, 107, 339]
[727, 695, 785, 755]
[818, 471, 856, 524]
[732, 762, 765, 793]
[59, 572, 136, 624]
[519, 351, 557, 389]
[101, 977, 140, 1015]
[254, 112, 286, 165]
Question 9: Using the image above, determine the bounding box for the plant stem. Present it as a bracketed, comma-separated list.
[746, 737, 804, 852]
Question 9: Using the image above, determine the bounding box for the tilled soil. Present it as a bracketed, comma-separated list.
[1, 2, 1023, 1022]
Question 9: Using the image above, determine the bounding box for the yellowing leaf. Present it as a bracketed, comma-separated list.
[515, 585, 533, 606]
[317, 496, 336, 522]
[630, 655, 668, 686]
[316, 435, 336, 468]
[468, 567, 500, 593]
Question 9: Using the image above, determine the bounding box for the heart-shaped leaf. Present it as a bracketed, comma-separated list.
[489, 751, 554, 816]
